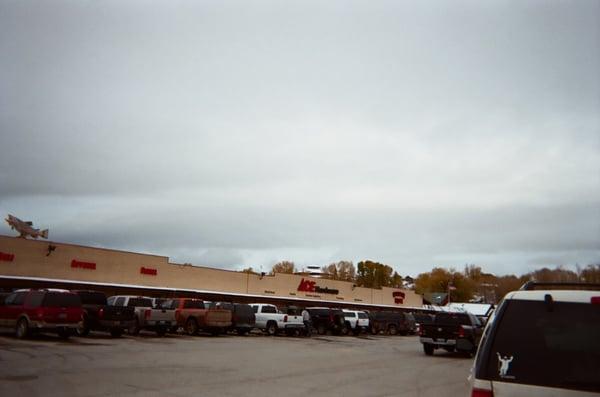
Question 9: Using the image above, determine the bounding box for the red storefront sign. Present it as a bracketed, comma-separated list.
[140, 266, 157, 276]
[393, 291, 405, 304]
[71, 259, 96, 270]
[297, 278, 339, 295]
[0, 252, 15, 262]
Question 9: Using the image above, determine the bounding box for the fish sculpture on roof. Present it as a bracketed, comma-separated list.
[5, 214, 49, 239]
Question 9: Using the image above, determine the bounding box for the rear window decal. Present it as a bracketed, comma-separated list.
[497, 352, 514, 378]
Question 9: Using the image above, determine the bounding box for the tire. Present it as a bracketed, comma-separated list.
[423, 343, 435, 356]
[129, 318, 141, 336]
[185, 318, 199, 336]
[156, 327, 167, 337]
[15, 318, 29, 339]
[110, 328, 123, 338]
[340, 322, 350, 336]
[57, 328, 71, 339]
[266, 321, 277, 336]
[76, 316, 90, 337]
[316, 324, 326, 335]
[388, 325, 398, 336]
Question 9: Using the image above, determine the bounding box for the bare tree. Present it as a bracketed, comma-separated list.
[270, 261, 295, 274]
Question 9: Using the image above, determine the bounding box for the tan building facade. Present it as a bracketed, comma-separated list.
[0, 235, 422, 308]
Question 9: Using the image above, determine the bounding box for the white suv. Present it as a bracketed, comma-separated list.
[469, 282, 600, 396]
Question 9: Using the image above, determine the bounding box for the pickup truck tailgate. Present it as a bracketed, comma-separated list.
[206, 309, 232, 327]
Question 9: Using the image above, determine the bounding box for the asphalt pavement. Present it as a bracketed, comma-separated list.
[0, 331, 473, 397]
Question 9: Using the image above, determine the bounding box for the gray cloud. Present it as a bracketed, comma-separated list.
[1, 0, 599, 276]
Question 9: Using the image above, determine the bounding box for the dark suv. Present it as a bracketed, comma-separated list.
[74, 290, 136, 338]
[469, 282, 600, 396]
[419, 311, 483, 355]
[369, 311, 411, 335]
[306, 307, 347, 335]
[0, 289, 83, 339]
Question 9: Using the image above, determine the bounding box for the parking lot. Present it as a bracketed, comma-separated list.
[0, 332, 473, 397]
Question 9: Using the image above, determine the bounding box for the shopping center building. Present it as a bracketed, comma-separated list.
[0, 235, 422, 309]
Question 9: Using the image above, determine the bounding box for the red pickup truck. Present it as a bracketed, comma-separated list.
[161, 298, 232, 336]
[0, 289, 83, 339]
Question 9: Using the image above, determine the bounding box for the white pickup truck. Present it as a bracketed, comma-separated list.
[107, 295, 175, 336]
[249, 303, 304, 336]
[342, 309, 370, 335]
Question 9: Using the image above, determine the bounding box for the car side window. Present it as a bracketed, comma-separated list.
[262, 305, 277, 314]
[4, 293, 16, 305]
[115, 297, 126, 306]
[26, 291, 44, 307]
[12, 292, 27, 305]
[252, 305, 258, 313]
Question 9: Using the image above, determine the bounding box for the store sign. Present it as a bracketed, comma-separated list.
[0, 252, 15, 262]
[71, 259, 96, 270]
[140, 266, 157, 276]
[393, 291, 405, 304]
[297, 278, 339, 295]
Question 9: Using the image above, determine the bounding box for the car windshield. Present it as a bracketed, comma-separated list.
[479, 299, 600, 392]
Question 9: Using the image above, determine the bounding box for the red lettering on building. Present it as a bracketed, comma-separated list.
[297, 278, 316, 292]
[71, 260, 96, 270]
[0, 252, 15, 262]
[393, 291, 405, 304]
[140, 266, 157, 276]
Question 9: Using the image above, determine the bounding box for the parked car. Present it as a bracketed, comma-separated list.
[469, 282, 600, 397]
[74, 290, 135, 338]
[369, 311, 411, 335]
[306, 307, 347, 335]
[0, 289, 83, 339]
[419, 311, 483, 356]
[107, 295, 175, 336]
[161, 298, 232, 336]
[250, 303, 304, 336]
[342, 309, 370, 335]
[209, 302, 256, 335]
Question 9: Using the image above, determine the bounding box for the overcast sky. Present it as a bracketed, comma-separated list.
[1, 0, 599, 277]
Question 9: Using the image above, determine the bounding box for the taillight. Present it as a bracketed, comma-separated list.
[471, 388, 493, 397]
[458, 325, 465, 338]
[145, 309, 151, 320]
[591, 297, 600, 305]
[284, 315, 288, 322]
[98, 308, 104, 319]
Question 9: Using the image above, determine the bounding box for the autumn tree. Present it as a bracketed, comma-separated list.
[415, 267, 476, 302]
[321, 261, 356, 282]
[270, 261, 295, 275]
[240, 267, 257, 274]
[578, 264, 600, 283]
[356, 260, 396, 288]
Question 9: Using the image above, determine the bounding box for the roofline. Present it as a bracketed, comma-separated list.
[0, 275, 424, 310]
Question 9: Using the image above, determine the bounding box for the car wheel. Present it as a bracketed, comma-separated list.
[316, 324, 326, 335]
[423, 343, 435, 356]
[266, 321, 277, 336]
[156, 327, 167, 337]
[110, 328, 123, 338]
[57, 328, 71, 339]
[186, 318, 199, 336]
[15, 318, 29, 339]
[77, 316, 90, 337]
[129, 318, 141, 336]
[388, 325, 398, 335]
[340, 322, 350, 336]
